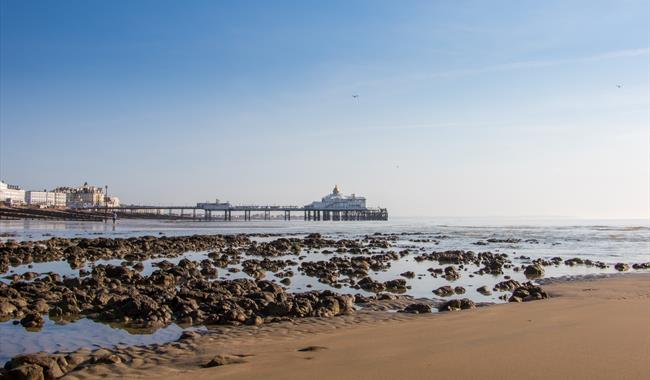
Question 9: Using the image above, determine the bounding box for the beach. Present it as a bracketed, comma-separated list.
[60, 273, 650, 380]
[1, 222, 648, 379]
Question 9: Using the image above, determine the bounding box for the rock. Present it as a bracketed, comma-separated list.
[493, 279, 521, 292]
[400, 271, 415, 279]
[377, 293, 396, 301]
[203, 354, 246, 367]
[509, 282, 548, 303]
[245, 316, 264, 326]
[279, 278, 291, 286]
[454, 286, 466, 294]
[476, 286, 492, 296]
[297, 346, 327, 352]
[524, 264, 544, 278]
[20, 313, 45, 329]
[0, 301, 17, 316]
[433, 286, 455, 297]
[564, 258, 584, 266]
[632, 262, 650, 270]
[384, 279, 407, 292]
[357, 277, 385, 293]
[443, 266, 460, 280]
[31, 300, 50, 314]
[401, 303, 431, 314]
[486, 238, 521, 243]
[6, 364, 44, 380]
[438, 298, 476, 312]
[614, 263, 629, 271]
[4, 353, 65, 379]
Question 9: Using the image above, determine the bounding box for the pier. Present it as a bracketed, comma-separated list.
[82, 205, 388, 221]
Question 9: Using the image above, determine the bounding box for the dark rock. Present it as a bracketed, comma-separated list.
[433, 286, 455, 297]
[4, 353, 65, 379]
[493, 279, 521, 292]
[297, 346, 327, 352]
[509, 282, 548, 303]
[438, 298, 476, 312]
[614, 263, 629, 271]
[401, 303, 431, 314]
[400, 271, 415, 279]
[524, 264, 544, 278]
[443, 266, 460, 280]
[476, 286, 492, 296]
[6, 364, 44, 380]
[20, 313, 45, 329]
[203, 354, 246, 367]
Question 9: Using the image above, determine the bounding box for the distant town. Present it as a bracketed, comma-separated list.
[0, 181, 119, 208]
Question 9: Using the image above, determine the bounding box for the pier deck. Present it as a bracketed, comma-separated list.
[81, 205, 388, 221]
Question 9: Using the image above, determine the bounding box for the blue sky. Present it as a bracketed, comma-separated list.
[1, 0, 649, 217]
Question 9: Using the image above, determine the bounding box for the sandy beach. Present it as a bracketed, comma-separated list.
[55, 274, 648, 380]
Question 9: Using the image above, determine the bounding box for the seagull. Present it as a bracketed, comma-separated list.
[617, 84, 622, 88]
[352, 94, 359, 99]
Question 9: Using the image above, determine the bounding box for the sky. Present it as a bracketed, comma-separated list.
[0, 0, 649, 218]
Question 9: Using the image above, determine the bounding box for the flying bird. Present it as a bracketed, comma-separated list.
[617, 84, 622, 88]
[352, 94, 359, 99]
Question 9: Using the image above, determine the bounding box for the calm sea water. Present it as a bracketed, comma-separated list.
[2, 217, 649, 262]
[0, 217, 648, 363]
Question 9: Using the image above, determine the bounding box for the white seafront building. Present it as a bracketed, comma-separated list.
[305, 185, 367, 210]
[25, 190, 67, 207]
[0, 181, 26, 205]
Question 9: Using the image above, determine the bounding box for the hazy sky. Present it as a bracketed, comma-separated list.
[1, 0, 648, 218]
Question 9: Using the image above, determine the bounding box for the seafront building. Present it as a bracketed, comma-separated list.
[25, 190, 68, 207]
[0, 181, 26, 206]
[54, 182, 120, 208]
[1, 181, 120, 208]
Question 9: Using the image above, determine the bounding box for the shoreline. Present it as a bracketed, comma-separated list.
[5, 273, 648, 380]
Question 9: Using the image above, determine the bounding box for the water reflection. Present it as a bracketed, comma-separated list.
[0, 315, 204, 365]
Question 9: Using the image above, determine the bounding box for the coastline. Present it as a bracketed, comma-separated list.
[54, 273, 650, 380]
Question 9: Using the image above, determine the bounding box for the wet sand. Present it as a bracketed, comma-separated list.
[64, 273, 649, 380]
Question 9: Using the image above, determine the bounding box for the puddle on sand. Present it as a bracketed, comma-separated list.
[0, 315, 204, 365]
